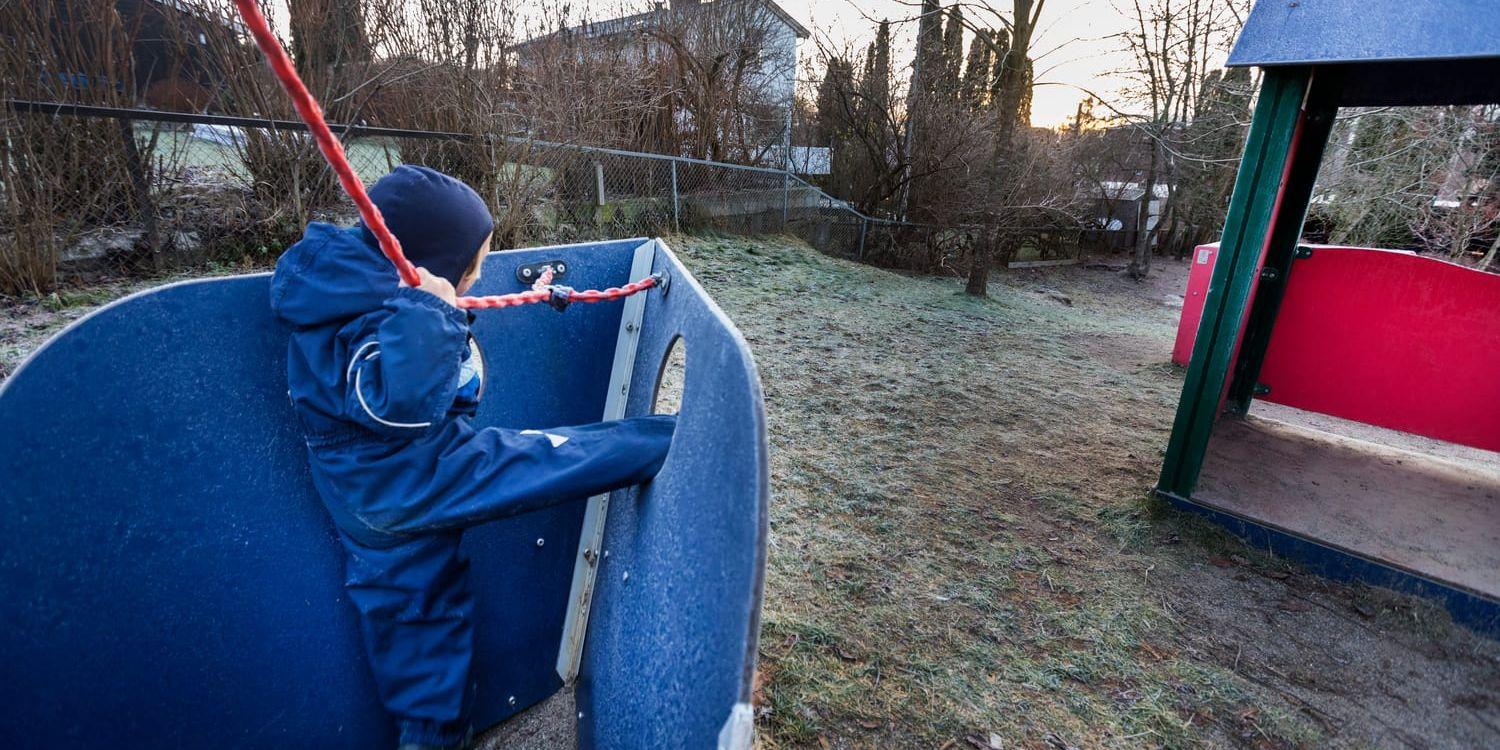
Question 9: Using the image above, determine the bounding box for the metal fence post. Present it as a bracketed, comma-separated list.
[858, 217, 868, 259]
[781, 172, 790, 230]
[670, 160, 680, 233]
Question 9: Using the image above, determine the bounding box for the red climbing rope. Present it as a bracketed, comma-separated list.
[462, 274, 664, 309]
[229, 0, 660, 311]
[229, 0, 415, 287]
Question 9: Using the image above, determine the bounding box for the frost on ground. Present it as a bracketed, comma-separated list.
[4, 236, 1497, 749]
[667, 235, 1499, 750]
[2, 279, 164, 381]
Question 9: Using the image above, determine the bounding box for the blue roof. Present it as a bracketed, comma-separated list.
[1228, 0, 1500, 67]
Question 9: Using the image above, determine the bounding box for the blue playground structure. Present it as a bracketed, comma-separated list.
[0, 238, 768, 748]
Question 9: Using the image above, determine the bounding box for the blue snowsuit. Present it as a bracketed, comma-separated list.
[270, 221, 675, 748]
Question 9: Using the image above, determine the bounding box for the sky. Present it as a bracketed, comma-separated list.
[556, 0, 1234, 127]
[275, 0, 1239, 128]
[776, 0, 1172, 127]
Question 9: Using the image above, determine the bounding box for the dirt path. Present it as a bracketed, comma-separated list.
[5, 237, 1496, 749]
[666, 236, 1499, 749]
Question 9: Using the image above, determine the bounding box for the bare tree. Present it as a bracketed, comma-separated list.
[1413, 107, 1500, 267]
[288, 0, 371, 91]
[1168, 66, 1253, 255]
[815, 0, 1080, 288]
[1112, 0, 1247, 279]
[647, 0, 794, 164]
[194, 0, 373, 238]
[0, 0, 181, 292]
[1314, 105, 1500, 269]
[510, 0, 793, 163]
[1066, 97, 1143, 249]
[963, 0, 1045, 297]
[511, 15, 674, 153]
[812, 30, 911, 216]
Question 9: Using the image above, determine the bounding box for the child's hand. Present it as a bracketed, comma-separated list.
[412, 267, 458, 307]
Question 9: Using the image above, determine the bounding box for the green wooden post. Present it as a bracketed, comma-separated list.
[1156, 67, 1321, 499]
[1224, 83, 1338, 414]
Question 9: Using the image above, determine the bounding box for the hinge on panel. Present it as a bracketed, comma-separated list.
[1293, 245, 1314, 259]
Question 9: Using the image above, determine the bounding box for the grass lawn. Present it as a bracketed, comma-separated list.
[3, 234, 1497, 749]
[137, 127, 557, 188]
[666, 235, 1499, 750]
[138, 126, 404, 184]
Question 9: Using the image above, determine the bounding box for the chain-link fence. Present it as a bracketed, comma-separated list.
[3, 100, 978, 295]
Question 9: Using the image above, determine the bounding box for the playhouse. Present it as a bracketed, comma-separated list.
[1159, 0, 1500, 632]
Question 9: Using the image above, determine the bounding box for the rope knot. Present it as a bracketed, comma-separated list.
[546, 286, 574, 312]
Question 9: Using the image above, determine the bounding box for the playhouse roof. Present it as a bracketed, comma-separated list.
[1229, 0, 1500, 67]
[1227, 0, 1500, 106]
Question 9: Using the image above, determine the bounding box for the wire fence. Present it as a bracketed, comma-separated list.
[3, 99, 1053, 294]
[1, 101, 1104, 296]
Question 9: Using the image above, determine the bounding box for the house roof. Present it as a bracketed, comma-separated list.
[1096, 181, 1170, 202]
[514, 0, 810, 51]
[750, 0, 811, 38]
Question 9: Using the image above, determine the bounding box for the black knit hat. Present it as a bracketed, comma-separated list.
[363, 165, 494, 285]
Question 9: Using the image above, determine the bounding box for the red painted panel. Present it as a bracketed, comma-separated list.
[1258, 247, 1500, 453]
[1172, 244, 1219, 366]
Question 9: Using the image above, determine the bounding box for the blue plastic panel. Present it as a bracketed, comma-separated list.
[1228, 0, 1500, 66]
[575, 240, 769, 749]
[0, 237, 766, 748]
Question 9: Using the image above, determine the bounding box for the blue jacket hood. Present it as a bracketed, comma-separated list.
[271, 222, 401, 328]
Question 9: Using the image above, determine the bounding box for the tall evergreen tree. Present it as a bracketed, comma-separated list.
[910, 0, 944, 101]
[985, 29, 1011, 104]
[815, 57, 855, 144]
[986, 28, 1030, 129]
[966, 0, 1044, 298]
[863, 20, 893, 113]
[939, 6, 965, 97]
[960, 30, 993, 106]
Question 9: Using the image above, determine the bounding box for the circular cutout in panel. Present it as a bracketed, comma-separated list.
[652, 336, 686, 415]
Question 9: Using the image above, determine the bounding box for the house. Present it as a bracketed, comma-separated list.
[39, 0, 243, 110]
[1092, 180, 1171, 233]
[513, 0, 810, 164]
[1078, 179, 1172, 251]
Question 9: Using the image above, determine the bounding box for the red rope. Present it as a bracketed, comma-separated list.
[229, 0, 658, 312]
[230, 0, 416, 288]
[461, 275, 662, 309]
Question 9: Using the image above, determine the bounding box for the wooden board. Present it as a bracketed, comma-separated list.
[1198, 414, 1500, 599]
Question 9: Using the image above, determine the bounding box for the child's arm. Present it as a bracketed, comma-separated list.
[342, 270, 468, 436]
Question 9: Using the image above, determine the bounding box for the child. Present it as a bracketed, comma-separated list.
[270, 165, 675, 749]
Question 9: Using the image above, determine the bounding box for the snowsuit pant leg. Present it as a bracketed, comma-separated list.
[321, 414, 677, 748]
[339, 529, 474, 749]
